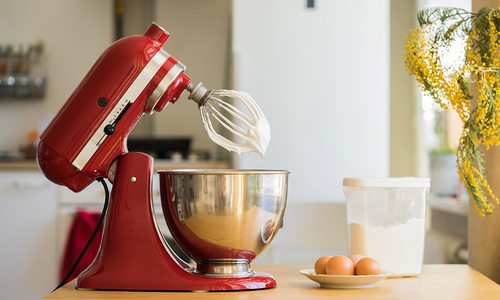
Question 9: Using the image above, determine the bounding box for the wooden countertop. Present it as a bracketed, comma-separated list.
[0, 159, 230, 171]
[42, 264, 499, 299]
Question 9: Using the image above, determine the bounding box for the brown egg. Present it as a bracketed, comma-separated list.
[348, 254, 365, 266]
[314, 256, 333, 274]
[325, 255, 355, 275]
[355, 257, 380, 275]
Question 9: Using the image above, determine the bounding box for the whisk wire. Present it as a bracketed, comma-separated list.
[208, 105, 248, 139]
[201, 106, 253, 153]
[209, 96, 253, 124]
[192, 87, 270, 155]
[209, 111, 246, 135]
[209, 100, 253, 129]
[237, 91, 263, 118]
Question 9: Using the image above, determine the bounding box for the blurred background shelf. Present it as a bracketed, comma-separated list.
[425, 195, 468, 265]
[428, 196, 468, 217]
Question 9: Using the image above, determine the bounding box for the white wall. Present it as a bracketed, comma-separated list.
[0, 0, 112, 151]
[233, 0, 390, 202]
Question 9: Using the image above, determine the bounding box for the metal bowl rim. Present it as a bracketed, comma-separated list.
[157, 169, 290, 175]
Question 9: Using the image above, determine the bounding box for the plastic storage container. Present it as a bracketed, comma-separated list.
[344, 177, 430, 277]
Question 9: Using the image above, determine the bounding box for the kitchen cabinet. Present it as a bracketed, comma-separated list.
[0, 170, 58, 300]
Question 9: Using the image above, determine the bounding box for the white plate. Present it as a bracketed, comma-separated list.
[299, 269, 392, 289]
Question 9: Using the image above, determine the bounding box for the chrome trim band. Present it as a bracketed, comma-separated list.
[145, 60, 186, 114]
[195, 259, 255, 277]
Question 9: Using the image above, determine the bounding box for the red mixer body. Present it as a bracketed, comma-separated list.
[77, 152, 276, 291]
[36, 23, 277, 291]
[37, 24, 190, 192]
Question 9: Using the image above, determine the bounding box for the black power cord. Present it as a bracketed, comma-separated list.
[53, 178, 110, 291]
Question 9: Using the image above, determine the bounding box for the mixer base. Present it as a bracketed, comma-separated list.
[76, 153, 276, 291]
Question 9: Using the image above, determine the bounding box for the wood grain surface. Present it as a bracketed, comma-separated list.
[42, 264, 500, 300]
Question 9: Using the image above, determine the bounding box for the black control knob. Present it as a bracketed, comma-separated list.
[97, 97, 108, 107]
[104, 124, 115, 135]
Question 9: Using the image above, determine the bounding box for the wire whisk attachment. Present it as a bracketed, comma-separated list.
[187, 82, 270, 155]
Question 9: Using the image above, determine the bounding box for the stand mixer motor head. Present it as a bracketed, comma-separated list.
[38, 23, 271, 193]
[37, 23, 193, 191]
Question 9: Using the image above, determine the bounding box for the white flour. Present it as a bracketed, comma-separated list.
[349, 218, 425, 276]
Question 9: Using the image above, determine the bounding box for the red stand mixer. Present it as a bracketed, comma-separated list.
[37, 23, 288, 291]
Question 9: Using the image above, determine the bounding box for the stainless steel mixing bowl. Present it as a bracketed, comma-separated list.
[158, 169, 289, 277]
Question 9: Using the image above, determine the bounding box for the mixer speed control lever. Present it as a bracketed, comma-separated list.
[104, 124, 115, 135]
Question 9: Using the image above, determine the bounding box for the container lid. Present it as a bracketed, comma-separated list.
[343, 177, 430, 188]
